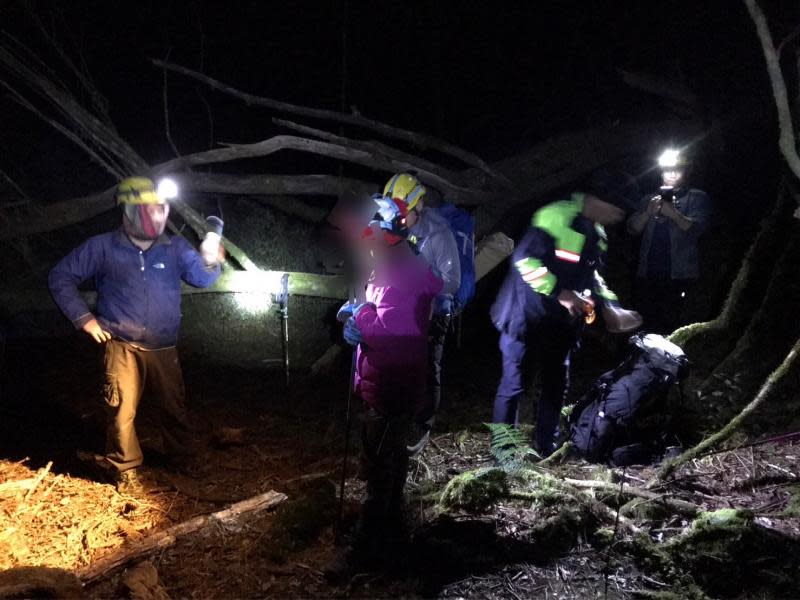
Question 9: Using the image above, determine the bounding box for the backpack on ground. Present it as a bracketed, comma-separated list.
[567, 333, 690, 466]
[434, 202, 475, 311]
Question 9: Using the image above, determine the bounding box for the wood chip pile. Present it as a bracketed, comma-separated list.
[0, 459, 172, 572]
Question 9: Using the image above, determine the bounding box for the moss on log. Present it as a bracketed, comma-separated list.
[438, 467, 509, 513]
[666, 508, 800, 597]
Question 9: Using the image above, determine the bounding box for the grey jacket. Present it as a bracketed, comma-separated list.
[409, 208, 461, 298]
[631, 188, 711, 280]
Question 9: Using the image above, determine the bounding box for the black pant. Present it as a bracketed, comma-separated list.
[492, 317, 580, 455]
[355, 407, 411, 548]
[634, 278, 697, 335]
[419, 313, 451, 426]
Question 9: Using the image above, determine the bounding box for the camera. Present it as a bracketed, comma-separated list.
[659, 186, 675, 204]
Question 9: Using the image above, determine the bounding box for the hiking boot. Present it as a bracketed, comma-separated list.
[75, 450, 117, 484]
[115, 469, 145, 495]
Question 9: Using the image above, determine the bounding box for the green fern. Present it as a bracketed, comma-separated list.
[485, 423, 540, 473]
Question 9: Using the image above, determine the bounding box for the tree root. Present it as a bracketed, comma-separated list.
[648, 336, 800, 487]
[564, 478, 700, 517]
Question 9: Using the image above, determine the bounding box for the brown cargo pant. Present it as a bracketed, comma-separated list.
[102, 339, 193, 472]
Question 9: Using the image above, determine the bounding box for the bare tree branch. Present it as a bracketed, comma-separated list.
[743, 0, 800, 181]
[0, 43, 148, 174]
[22, 4, 113, 126]
[160, 50, 182, 158]
[0, 167, 32, 204]
[154, 134, 487, 204]
[1, 82, 125, 179]
[272, 118, 484, 199]
[150, 58, 515, 191]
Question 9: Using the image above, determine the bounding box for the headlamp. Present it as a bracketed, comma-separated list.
[658, 149, 681, 169]
[156, 178, 179, 200]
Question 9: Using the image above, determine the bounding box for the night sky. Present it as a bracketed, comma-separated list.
[0, 0, 797, 215]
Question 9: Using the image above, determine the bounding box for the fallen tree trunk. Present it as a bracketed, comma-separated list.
[0, 173, 371, 240]
[75, 490, 287, 584]
[469, 119, 688, 237]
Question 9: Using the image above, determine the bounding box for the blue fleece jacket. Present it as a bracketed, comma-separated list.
[48, 228, 220, 349]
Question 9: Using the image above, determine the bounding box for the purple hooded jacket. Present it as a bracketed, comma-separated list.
[354, 252, 443, 414]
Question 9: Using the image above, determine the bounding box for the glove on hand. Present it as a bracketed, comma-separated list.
[343, 316, 363, 346]
[200, 234, 223, 266]
[336, 302, 366, 323]
[433, 295, 454, 317]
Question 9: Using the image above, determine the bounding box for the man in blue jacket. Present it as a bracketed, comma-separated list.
[49, 177, 223, 493]
[491, 172, 642, 456]
[627, 149, 711, 333]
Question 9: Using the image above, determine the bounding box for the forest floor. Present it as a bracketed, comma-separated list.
[2, 321, 800, 599]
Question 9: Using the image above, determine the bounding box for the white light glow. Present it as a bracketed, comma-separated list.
[234, 292, 272, 315]
[157, 178, 179, 200]
[658, 149, 681, 169]
[231, 270, 288, 315]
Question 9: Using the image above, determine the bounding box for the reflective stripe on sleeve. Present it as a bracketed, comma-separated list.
[555, 248, 581, 263]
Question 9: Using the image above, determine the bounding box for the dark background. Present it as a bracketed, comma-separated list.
[0, 0, 796, 211]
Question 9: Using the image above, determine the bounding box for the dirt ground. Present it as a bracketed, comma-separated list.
[2, 315, 800, 599]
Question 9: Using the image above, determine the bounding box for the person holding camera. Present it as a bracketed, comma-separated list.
[627, 149, 711, 334]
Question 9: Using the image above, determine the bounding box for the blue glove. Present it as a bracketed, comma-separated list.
[336, 301, 366, 323]
[343, 316, 363, 346]
[433, 295, 454, 316]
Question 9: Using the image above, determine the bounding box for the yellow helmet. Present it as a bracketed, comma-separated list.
[116, 177, 165, 205]
[383, 173, 426, 212]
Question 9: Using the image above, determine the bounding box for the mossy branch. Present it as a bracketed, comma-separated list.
[564, 478, 700, 517]
[648, 336, 800, 487]
[743, 0, 800, 181]
[538, 441, 572, 466]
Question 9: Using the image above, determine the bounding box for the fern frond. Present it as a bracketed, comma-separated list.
[485, 423, 540, 474]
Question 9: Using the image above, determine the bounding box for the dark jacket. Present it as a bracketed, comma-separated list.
[491, 193, 616, 338]
[408, 208, 461, 298]
[632, 188, 711, 280]
[49, 229, 220, 349]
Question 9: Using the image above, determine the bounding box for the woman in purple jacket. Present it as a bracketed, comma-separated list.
[326, 195, 442, 580]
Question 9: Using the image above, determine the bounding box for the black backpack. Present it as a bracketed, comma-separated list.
[568, 333, 690, 465]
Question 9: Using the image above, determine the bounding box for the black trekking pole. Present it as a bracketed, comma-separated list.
[335, 288, 358, 543]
